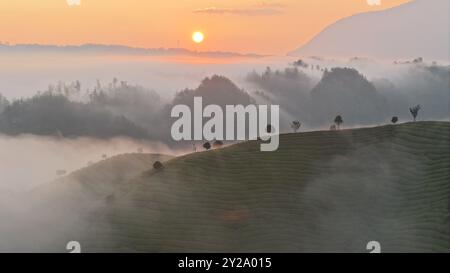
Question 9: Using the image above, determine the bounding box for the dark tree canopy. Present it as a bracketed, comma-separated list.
[203, 142, 211, 150]
[172, 75, 254, 108]
[292, 59, 309, 68]
[0, 92, 149, 139]
[334, 115, 344, 129]
[409, 105, 421, 122]
[153, 161, 164, 170]
[246, 67, 313, 121]
[291, 121, 301, 133]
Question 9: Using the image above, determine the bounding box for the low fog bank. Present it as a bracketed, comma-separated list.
[0, 134, 183, 252]
[0, 134, 184, 192]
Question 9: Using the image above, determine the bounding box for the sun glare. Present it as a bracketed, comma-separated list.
[192, 31, 204, 44]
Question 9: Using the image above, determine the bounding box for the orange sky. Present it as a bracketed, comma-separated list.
[0, 0, 410, 54]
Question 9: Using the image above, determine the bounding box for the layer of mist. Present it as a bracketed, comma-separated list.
[0, 134, 182, 192]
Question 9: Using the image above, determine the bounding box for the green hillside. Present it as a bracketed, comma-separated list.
[10, 122, 449, 253]
[75, 121, 449, 253]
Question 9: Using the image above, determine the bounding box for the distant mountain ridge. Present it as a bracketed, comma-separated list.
[0, 43, 266, 58]
[290, 0, 450, 61]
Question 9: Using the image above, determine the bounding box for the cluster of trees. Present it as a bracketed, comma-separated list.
[172, 75, 254, 107]
[87, 78, 163, 128]
[0, 78, 172, 140]
[246, 67, 314, 123]
[0, 76, 258, 145]
[85, 79, 166, 140]
[0, 92, 149, 139]
[292, 59, 327, 72]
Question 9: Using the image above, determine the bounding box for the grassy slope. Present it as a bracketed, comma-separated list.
[80, 121, 449, 253]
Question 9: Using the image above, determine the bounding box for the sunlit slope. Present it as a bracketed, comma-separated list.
[93, 122, 449, 252]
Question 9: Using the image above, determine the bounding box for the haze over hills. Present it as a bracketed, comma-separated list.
[291, 0, 450, 61]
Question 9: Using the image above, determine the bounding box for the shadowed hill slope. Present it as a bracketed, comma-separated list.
[84, 122, 449, 252]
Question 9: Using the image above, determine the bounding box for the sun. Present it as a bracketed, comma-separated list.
[192, 31, 205, 44]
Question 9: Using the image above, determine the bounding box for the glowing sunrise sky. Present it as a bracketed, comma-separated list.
[0, 0, 410, 54]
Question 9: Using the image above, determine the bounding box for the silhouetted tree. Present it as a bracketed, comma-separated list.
[203, 142, 211, 150]
[334, 115, 343, 130]
[409, 105, 421, 122]
[153, 161, 164, 170]
[291, 120, 301, 133]
[391, 116, 399, 124]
